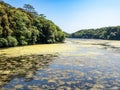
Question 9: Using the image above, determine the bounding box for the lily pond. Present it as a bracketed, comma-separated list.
[0, 39, 120, 90]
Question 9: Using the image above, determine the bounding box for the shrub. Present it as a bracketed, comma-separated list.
[21, 40, 28, 45]
[0, 38, 8, 47]
[7, 36, 18, 47]
[19, 36, 28, 45]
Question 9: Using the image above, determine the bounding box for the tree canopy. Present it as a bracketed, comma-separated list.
[0, 2, 65, 48]
[71, 26, 120, 40]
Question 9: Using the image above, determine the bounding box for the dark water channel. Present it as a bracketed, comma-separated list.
[0, 39, 120, 90]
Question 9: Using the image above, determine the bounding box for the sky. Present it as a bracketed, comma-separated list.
[4, 0, 120, 33]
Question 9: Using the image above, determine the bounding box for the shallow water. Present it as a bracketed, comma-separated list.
[0, 39, 120, 90]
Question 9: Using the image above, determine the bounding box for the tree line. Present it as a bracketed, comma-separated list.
[0, 2, 65, 48]
[70, 26, 120, 40]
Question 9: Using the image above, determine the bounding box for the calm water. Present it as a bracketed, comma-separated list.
[0, 39, 120, 90]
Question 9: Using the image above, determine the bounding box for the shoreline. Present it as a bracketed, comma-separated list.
[1, 39, 120, 57]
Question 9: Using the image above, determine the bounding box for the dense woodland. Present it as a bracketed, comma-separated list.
[71, 26, 120, 40]
[0, 1, 65, 47]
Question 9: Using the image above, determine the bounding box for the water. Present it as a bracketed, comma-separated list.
[0, 39, 120, 89]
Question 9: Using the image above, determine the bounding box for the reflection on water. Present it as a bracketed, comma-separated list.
[0, 39, 120, 89]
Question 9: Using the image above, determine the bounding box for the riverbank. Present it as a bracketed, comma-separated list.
[1, 39, 120, 57]
[68, 38, 120, 49]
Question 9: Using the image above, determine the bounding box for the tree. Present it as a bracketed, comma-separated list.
[71, 26, 120, 40]
[39, 14, 46, 18]
[23, 4, 38, 16]
[7, 36, 18, 47]
[0, 26, 3, 37]
[29, 26, 39, 44]
[0, 38, 8, 47]
[0, 2, 65, 48]
[0, 0, 3, 2]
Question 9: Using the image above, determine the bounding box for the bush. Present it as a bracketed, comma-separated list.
[7, 36, 18, 47]
[19, 36, 28, 45]
[0, 38, 8, 47]
[21, 40, 28, 45]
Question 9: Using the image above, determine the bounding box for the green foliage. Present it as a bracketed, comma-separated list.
[0, 26, 3, 36]
[64, 32, 70, 38]
[34, 17, 65, 44]
[29, 26, 39, 44]
[0, 38, 8, 47]
[0, 2, 65, 48]
[19, 36, 28, 45]
[23, 4, 38, 16]
[71, 26, 120, 40]
[7, 36, 18, 47]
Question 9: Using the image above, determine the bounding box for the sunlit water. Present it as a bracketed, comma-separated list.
[0, 39, 120, 90]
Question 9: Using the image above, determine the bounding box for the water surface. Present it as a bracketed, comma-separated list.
[0, 39, 120, 90]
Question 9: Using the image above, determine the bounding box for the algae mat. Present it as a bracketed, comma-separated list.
[0, 42, 76, 57]
[0, 39, 120, 89]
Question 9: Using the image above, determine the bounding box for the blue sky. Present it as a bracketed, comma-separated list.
[4, 0, 120, 33]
